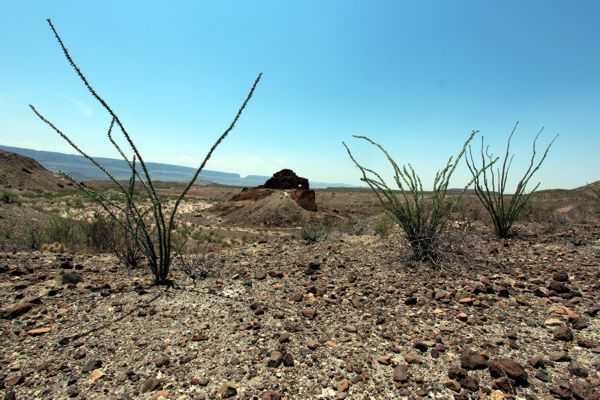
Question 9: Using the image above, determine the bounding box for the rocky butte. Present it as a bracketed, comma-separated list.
[228, 169, 317, 211]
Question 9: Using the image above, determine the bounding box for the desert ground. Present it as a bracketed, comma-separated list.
[1, 166, 600, 400]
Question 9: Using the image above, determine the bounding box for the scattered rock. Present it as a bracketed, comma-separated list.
[154, 355, 170, 368]
[460, 349, 489, 370]
[1, 302, 33, 319]
[553, 271, 569, 282]
[26, 327, 50, 336]
[61, 272, 83, 285]
[393, 365, 408, 382]
[82, 359, 102, 373]
[444, 380, 461, 392]
[554, 325, 574, 341]
[489, 358, 528, 385]
[267, 351, 283, 368]
[140, 378, 162, 393]
[220, 381, 238, 398]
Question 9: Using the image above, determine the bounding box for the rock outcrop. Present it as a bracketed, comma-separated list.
[213, 169, 317, 226]
[261, 169, 309, 190]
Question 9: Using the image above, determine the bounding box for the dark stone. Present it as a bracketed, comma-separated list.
[82, 359, 102, 373]
[262, 169, 309, 190]
[492, 377, 517, 394]
[548, 281, 570, 294]
[448, 367, 467, 381]
[460, 349, 489, 370]
[554, 326, 574, 341]
[59, 261, 73, 269]
[460, 375, 479, 391]
[1, 302, 33, 319]
[553, 271, 569, 282]
[570, 317, 589, 330]
[392, 365, 409, 382]
[283, 353, 294, 367]
[489, 358, 528, 385]
[535, 369, 550, 382]
[140, 378, 161, 393]
[549, 351, 571, 362]
[568, 362, 588, 378]
[61, 272, 82, 285]
[154, 355, 170, 368]
[4, 391, 16, 400]
[404, 297, 417, 305]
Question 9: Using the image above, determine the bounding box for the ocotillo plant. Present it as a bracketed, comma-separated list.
[344, 131, 494, 262]
[30, 18, 262, 285]
[465, 122, 557, 238]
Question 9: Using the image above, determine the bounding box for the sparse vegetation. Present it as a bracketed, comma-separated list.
[173, 240, 213, 283]
[373, 212, 394, 237]
[337, 218, 369, 236]
[30, 19, 261, 285]
[465, 122, 557, 238]
[344, 131, 492, 262]
[301, 222, 328, 243]
[0, 191, 13, 204]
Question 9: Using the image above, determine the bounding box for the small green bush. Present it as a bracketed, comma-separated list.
[43, 215, 85, 250]
[0, 191, 13, 204]
[374, 213, 394, 237]
[301, 223, 328, 243]
[338, 219, 368, 236]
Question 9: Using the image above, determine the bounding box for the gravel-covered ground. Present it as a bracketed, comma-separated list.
[1, 222, 599, 400]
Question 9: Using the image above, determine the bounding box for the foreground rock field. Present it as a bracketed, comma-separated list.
[1, 222, 599, 400]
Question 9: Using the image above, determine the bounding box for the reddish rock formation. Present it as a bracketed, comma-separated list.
[289, 188, 316, 211]
[214, 169, 317, 219]
[261, 169, 309, 190]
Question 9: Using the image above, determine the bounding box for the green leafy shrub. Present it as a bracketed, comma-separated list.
[344, 131, 492, 262]
[465, 122, 557, 238]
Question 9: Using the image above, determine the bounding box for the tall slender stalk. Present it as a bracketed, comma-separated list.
[344, 131, 494, 262]
[31, 19, 262, 285]
[465, 122, 557, 238]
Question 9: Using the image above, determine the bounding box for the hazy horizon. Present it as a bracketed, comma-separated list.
[1, 1, 599, 191]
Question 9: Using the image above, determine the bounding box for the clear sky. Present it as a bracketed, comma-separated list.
[1, 1, 599, 189]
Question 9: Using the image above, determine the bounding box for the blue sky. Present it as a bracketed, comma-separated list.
[1, 1, 599, 189]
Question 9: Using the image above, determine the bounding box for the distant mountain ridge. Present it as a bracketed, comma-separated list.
[0, 145, 354, 189]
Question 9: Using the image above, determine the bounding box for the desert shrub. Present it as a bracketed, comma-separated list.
[173, 240, 213, 282]
[30, 19, 261, 285]
[338, 219, 369, 236]
[301, 223, 328, 243]
[344, 131, 492, 262]
[25, 224, 45, 250]
[374, 212, 394, 237]
[0, 191, 13, 204]
[43, 214, 86, 250]
[465, 122, 557, 238]
[81, 213, 115, 252]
